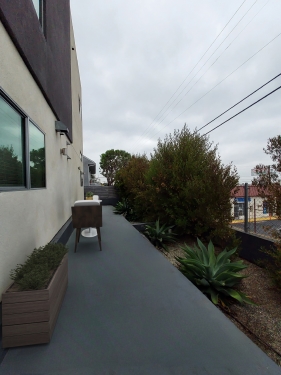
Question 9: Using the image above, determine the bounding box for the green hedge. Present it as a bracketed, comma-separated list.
[10, 242, 68, 291]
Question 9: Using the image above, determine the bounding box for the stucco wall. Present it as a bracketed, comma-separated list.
[231, 196, 270, 220]
[0, 20, 83, 297]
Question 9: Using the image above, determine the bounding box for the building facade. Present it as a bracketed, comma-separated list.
[83, 156, 96, 187]
[0, 1, 83, 297]
[231, 185, 269, 221]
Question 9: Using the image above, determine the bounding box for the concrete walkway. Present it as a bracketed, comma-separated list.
[1, 206, 280, 375]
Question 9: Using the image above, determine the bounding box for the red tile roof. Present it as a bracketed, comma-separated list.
[231, 185, 260, 197]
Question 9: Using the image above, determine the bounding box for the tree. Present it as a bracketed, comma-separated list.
[252, 135, 281, 218]
[141, 126, 239, 241]
[90, 174, 101, 184]
[99, 149, 131, 186]
[252, 135, 281, 289]
[30, 147, 45, 188]
[115, 154, 150, 219]
[0, 145, 24, 186]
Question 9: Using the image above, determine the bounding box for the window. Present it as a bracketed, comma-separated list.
[31, 0, 44, 29]
[263, 202, 268, 214]
[0, 92, 46, 190]
[29, 120, 46, 188]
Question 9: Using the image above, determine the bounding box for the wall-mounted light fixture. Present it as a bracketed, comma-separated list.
[61, 147, 71, 160]
[55, 121, 69, 135]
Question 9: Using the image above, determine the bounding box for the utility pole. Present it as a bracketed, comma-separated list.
[244, 183, 249, 233]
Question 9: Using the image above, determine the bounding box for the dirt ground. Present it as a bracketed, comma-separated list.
[163, 236, 281, 367]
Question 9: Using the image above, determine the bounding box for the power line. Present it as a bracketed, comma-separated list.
[197, 72, 281, 132]
[201, 85, 281, 137]
[145, 30, 281, 143]
[150, 0, 270, 135]
[139, 0, 260, 142]
[131, 0, 249, 146]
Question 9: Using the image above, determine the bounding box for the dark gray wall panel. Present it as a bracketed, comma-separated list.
[0, 0, 73, 140]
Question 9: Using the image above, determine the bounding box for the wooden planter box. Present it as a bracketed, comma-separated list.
[2, 254, 68, 348]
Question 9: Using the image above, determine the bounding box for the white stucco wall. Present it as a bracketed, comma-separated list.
[0, 19, 83, 297]
[231, 196, 270, 220]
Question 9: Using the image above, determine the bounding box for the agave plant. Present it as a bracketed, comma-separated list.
[144, 219, 176, 251]
[113, 198, 136, 221]
[175, 238, 254, 305]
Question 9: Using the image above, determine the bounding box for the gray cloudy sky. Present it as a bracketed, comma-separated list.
[70, 0, 281, 183]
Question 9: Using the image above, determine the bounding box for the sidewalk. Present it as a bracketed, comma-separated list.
[1, 206, 280, 374]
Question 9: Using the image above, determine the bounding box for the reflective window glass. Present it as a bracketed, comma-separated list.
[0, 97, 25, 187]
[29, 121, 46, 188]
[31, 0, 43, 27]
[32, 0, 40, 18]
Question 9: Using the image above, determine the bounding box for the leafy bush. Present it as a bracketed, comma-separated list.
[175, 238, 254, 305]
[144, 219, 176, 251]
[10, 242, 68, 291]
[113, 198, 136, 221]
[115, 154, 150, 220]
[140, 126, 239, 241]
[86, 191, 94, 197]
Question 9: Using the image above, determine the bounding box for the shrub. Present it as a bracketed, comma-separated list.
[115, 154, 150, 220]
[144, 219, 176, 251]
[175, 238, 254, 305]
[142, 126, 239, 241]
[10, 242, 68, 291]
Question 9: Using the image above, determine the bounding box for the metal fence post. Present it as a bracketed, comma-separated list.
[244, 183, 248, 233]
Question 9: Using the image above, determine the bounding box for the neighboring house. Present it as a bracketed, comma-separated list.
[0, 1, 83, 296]
[83, 156, 96, 186]
[231, 185, 269, 220]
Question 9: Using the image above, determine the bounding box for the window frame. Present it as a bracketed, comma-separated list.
[0, 88, 46, 192]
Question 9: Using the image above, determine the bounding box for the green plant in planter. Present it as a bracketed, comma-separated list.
[86, 191, 94, 198]
[144, 219, 176, 251]
[175, 238, 255, 305]
[10, 242, 68, 291]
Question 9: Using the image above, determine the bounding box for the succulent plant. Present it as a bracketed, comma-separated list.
[144, 219, 176, 251]
[113, 198, 136, 221]
[175, 238, 255, 305]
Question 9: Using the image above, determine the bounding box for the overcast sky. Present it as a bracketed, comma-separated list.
[70, 0, 281, 183]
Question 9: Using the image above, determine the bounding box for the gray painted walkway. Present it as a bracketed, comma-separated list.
[1, 206, 280, 375]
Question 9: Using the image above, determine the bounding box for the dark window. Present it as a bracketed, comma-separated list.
[0, 92, 46, 190]
[29, 120, 46, 188]
[0, 96, 25, 187]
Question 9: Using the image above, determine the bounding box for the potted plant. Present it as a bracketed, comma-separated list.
[86, 191, 94, 200]
[2, 242, 68, 348]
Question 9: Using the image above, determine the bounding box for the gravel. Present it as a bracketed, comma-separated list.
[162, 238, 281, 367]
